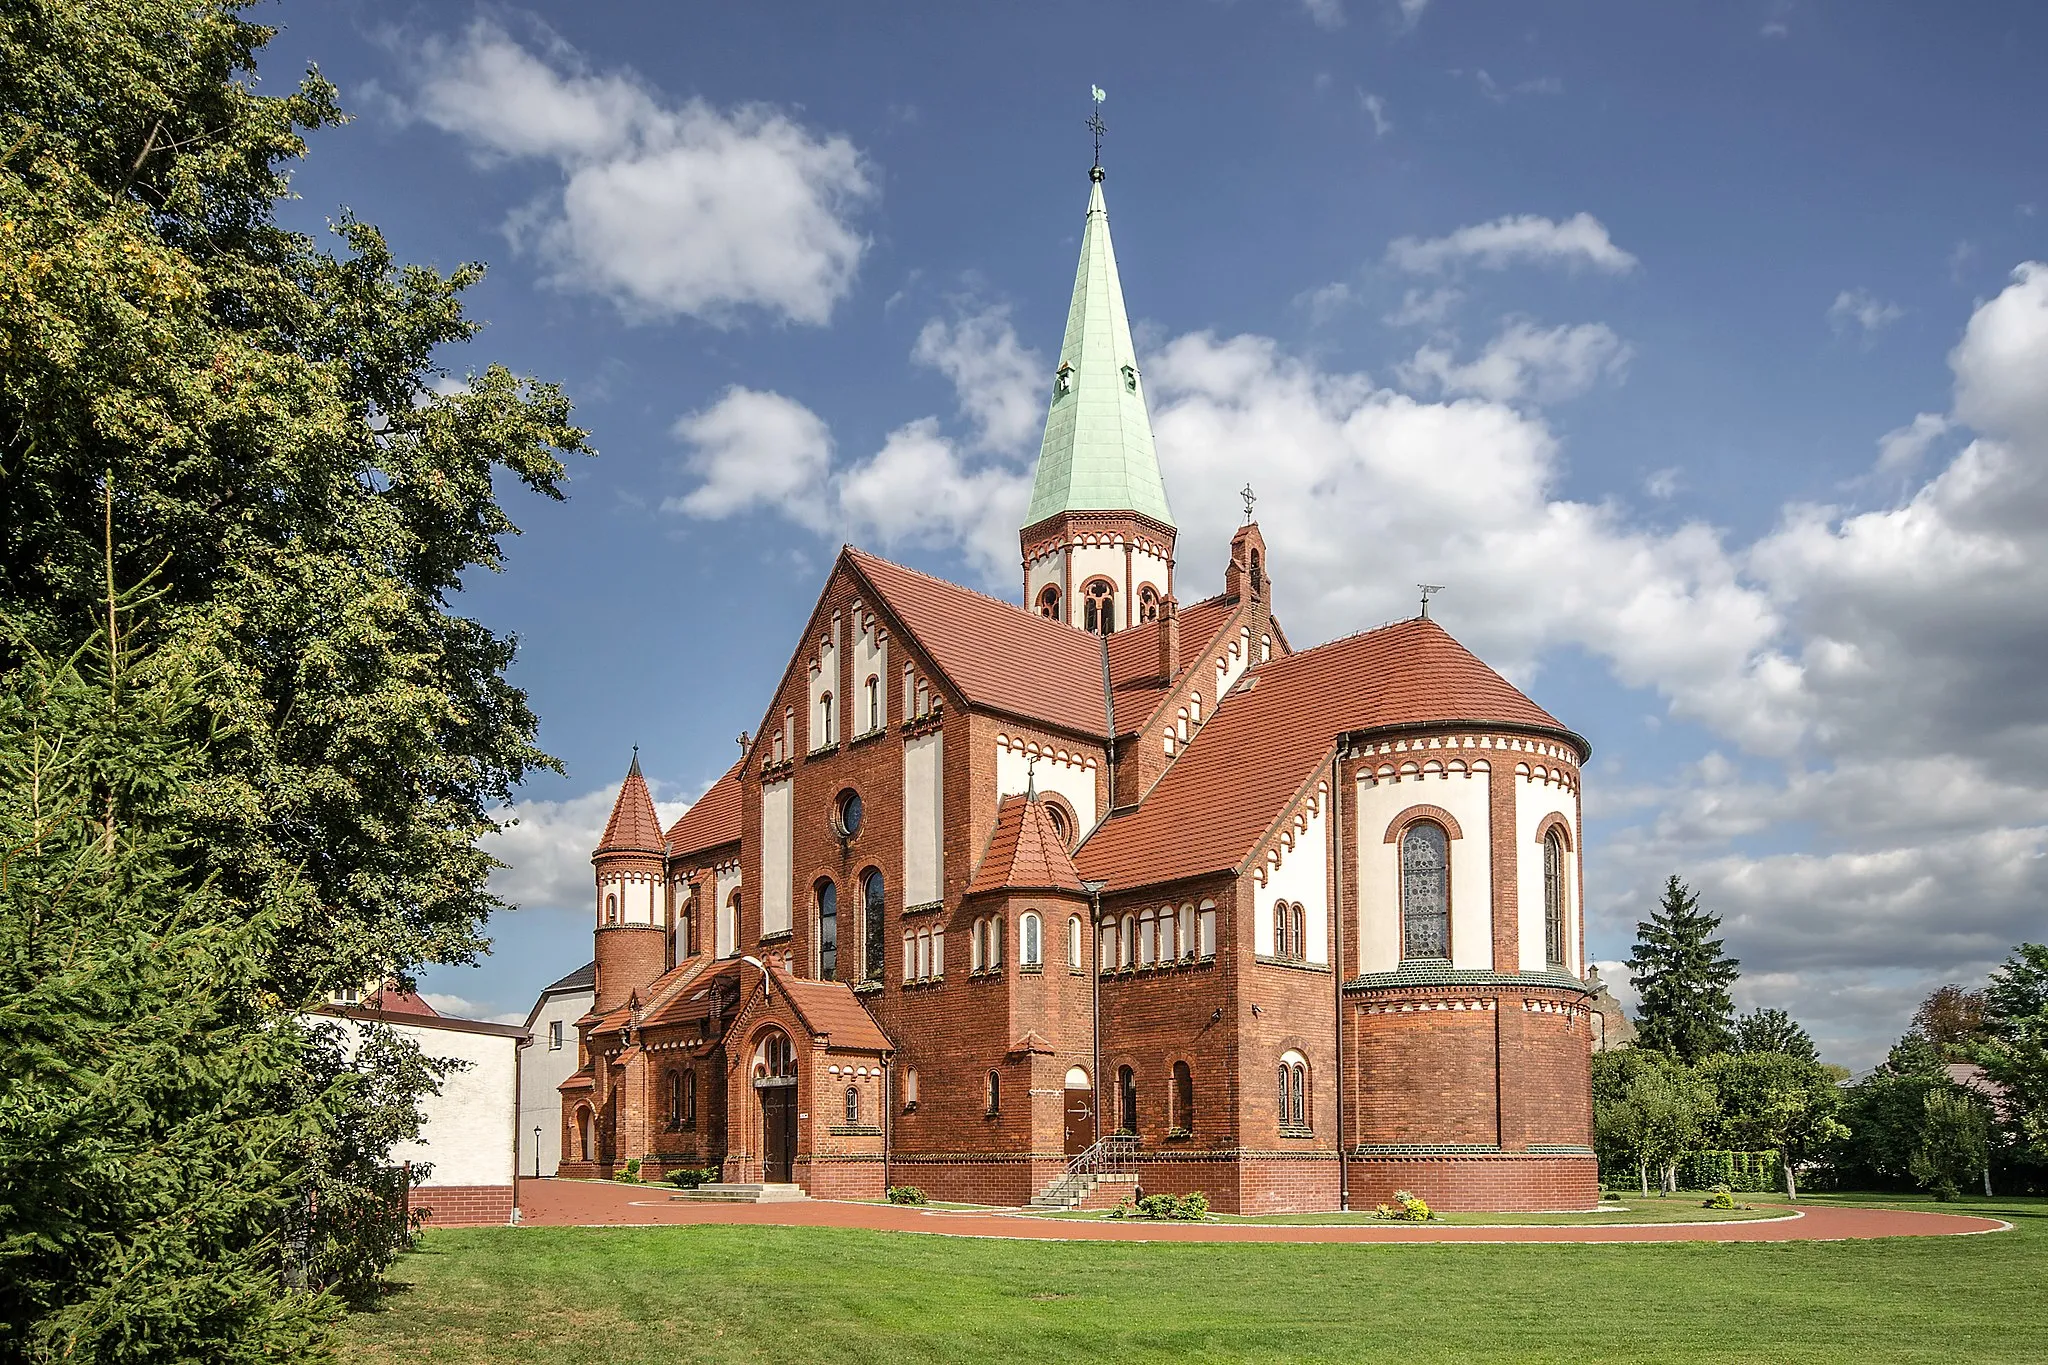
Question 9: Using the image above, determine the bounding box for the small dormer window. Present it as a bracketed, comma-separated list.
[1121, 364, 1137, 393]
[1053, 362, 1073, 398]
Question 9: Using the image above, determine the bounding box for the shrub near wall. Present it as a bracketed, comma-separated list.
[1678, 1150, 1782, 1193]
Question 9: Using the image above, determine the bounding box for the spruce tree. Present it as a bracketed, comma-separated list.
[1628, 875, 1740, 1063]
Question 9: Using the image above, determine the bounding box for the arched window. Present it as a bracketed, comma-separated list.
[1117, 1065, 1137, 1134]
[1273, 900, 1290, 960]
[1139, 585, 1160, 622]
[1020, 912, 1042, 967]
[1068, 915, 1084, 970]
[721, 889, 741, 959]
[1158, 906, 1178, 962]
[576, 1106, 592, 1161]
[1119, 914, 1136, 968]
[862, 868, 886, 981]
[665, 1070, 683, 1129]
[902, 928, 915, 982]
[1083, 578, 1117, 634]
[1178, 903, 1195, 959]
[1400, 821, 1451, 960]
[865, 674, 881, 732]
[904, 1068, 919, 1108]
[604, 892, 617, 925]
[1037, 584, 1062, 619]
[1137, 908, 1156, 966]
[845, 1086, 860, 1125]
[918, 927, 935, 980]
[1044, 800, 1072, 847]
[971, 918, 986, 972]
[1249, 548, 1263, 598]
[1172, 1061, 1194, 1132]
[815, 878, 838, 981]
[985, 1070, 1001, 1116]
[1544, 830, 1568, 967]
[1279, 1051, 1310, 1129]
[683, 1070, 697, 1126]
[819, 692, 835, 746]
[753, 1029, 796, 1080]
[1291, 903, 1307, 961]
[990, 916, 1004, 968]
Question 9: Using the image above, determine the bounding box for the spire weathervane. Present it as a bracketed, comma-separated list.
[1418, 584, 1445, 619]
[1240, 483, 1257, 523]
[1088, 85, 1107, 175]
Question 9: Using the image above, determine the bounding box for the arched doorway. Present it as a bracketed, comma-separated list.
[1063, 1066, 1095, 1155]
[751, 1029, 798, 1183]
[575, 1106, 592, 1163]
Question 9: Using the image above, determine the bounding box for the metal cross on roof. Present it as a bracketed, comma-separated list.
[1088, 85, 1107, 169]
[1240, 483, 1257, 522]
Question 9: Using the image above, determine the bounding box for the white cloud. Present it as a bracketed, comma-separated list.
[1302, 0, 1346, 29]
[1828, 288, 1904, 340]
[387, 18, 873, 325]
[665, 387, 834, 530]
[1358, 89, 1393, 138]
[481, 782, 692, 914]
[911, 306, 1045, 454]
[1387, 213, 1639, 275]
[1296, 280, 1356, 325]
[1875, 412, 1949, 473]
[1394, 0, 1431, 31]
[1471, 70, 1565, 102]
[421, 993, 530, 1026]
[1644, 467, 1683, 500]
[1397, 319, 1632, 404]
[1384, 286, 1464, 328]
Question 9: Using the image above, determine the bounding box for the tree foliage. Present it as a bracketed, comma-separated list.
[1628, 876, 1740, 1064]
[0, 0, 591, 1003]
[1696, 1052, 1848, 1199]
[1908, 1087, 1991, 1201]
[1592, 1049, 1718, 1195]
[1733, 1007, 1818, 1063]
[1978, 943, 2048, 1164]
[1913, 984, 1990, 1058]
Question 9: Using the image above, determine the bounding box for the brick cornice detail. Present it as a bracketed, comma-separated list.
[1382, 803, 1464, 843]
[1532, 811, 1573, 849]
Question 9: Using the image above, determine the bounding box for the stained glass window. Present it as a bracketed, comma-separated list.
[1401, 821, 1450, 960]
[1544, 831, 1567, 967]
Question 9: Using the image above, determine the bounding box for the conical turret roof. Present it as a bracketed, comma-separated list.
[596, 750, 664, 858]
[1025, 170, 1174, 529]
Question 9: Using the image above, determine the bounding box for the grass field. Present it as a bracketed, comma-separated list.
[341, 1193, 2046, 1364]
[1025, 1197, 1784, 1225]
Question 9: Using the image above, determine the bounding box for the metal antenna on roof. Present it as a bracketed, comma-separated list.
[1088, 85, 1107, 177]
[1418, 584, 1446, 619]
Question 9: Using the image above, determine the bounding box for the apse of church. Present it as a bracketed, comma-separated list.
[559, 155, 1598, 1213]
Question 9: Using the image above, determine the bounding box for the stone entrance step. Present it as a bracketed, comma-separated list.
[670, 1183, 811, 1204]
[1029, 1172, 1136, 1211]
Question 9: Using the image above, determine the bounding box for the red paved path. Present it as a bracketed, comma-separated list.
[507, 1179, 2008, 1244]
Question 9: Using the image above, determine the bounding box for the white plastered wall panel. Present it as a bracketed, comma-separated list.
[1130, 546, 1171, 608]
[1026, 557, 1066, 621]
[994, 735, 1099, 831]
[322, 1017, 520, 1190]
[1253, 780, 1329, 963]
[760, 780, 793, 938]
[596, 872, 657, 927]
[517, 987, 593, 1176]
[713, 864, 741, 958]
[1215, 627, 1252, 698]
[903, 732, 944, 905]
[1352, 760, 1493, 973]
[1068, 544, 1126, 618]
[1515, 765, 1580, 973]
[852, 608, 888, 734]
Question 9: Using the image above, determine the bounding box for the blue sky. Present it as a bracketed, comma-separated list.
[265, 1, 2048, 1064]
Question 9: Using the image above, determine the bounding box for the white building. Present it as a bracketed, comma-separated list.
[518, 961, 595, 1178]
[315, 987, 528, 1227]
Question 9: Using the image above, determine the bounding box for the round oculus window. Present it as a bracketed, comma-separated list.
[836, 789, 863, 838]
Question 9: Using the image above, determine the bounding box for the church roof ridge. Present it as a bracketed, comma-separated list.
[1025, 172, 1174, 529]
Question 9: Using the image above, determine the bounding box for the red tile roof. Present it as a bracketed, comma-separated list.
[1076, 617, 1579, 891]
[767, 964, 894, 1053]
[967, 795, 1089, 896]
[596, 753, 665, 856]
[845, 549, 1112, 739]
[1104, 593, 1239, 690]
[667, 760, 743, 858]
[366, 984, 439, 1017]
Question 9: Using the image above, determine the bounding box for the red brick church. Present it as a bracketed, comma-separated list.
[558, 162, 1597, 1212]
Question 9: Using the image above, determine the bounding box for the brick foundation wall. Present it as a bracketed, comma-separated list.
[1347, 1153, 1597, 1211]
[414, 1184, 515, 1228]
[800, 1154, 888, 1200]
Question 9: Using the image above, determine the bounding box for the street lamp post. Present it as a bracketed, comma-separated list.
[1082, 879, 1108, 1146]
[533, 1125, 542, 1180]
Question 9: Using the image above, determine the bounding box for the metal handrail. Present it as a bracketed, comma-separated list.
[1062, 1133, 1139, 1182]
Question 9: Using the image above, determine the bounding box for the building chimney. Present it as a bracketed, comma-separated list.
[1157, 595, 1180, 682]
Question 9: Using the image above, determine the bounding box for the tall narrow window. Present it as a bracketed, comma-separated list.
[989, 916, 1004, 969]
[1139, 585, 1160, 622]
[1020, 912, 1042, 967]
[1198, 902, 1217, 958]
[1038, 584, 1062, 619]
[815, 879, 838, 981]
[862, 868, 886, 981]
[1117, 1066, 1137, 1134]
[1291, 904, 1307, 962]
[819, 692, 835, 746]
[1069, 915, 1085, 970]
[845, 1086, 860, 1125]
[666, 1071, 682, 1129]
[1273, 900, 1290, 959]
[902, 928, 915, 983]
[1279, 1052, 1310, 1129]
[904, 1068, 919, 1108]
[1178, 904, 1194, 959]
[1543, 830, 1568, 967]
[1120, 914, 1136, 968]
[865, 675, 881, 731]
[986, 1070, 1001, 1116]
[1083, 578, 1116, 634]
[1400, 821, 1451, 960]
[971, 918, 986, 971]
[683, 1070, 696, 1125]
[1137, 908, 1156, 966]
[549, 1020, 564, 1050]
[1172, 1060, 1194, 1133]
[605, 892, 617, 925]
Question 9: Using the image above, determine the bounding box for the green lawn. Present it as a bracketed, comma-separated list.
[341, 1193, 2046, 1364]
[1025, 1197, 1783, 1226]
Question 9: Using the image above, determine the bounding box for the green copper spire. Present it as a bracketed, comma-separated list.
[1025, 169, 1175, 529]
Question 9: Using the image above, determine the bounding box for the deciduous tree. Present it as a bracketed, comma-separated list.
[1698, 1052, 1849, 1200]
[1733, 1007, 1819, 1063]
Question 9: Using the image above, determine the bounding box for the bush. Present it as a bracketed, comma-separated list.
[1702, 1185, 1737, 1210]
[1135, 1192, 1209, 1221]
[886, 1185, 928, 1206]
[612, 1159, 642, 1185]
[666, 1166, 721, 1189]
[1374, 1190, 1437, 1222]
[1678, 1149, 1782, 1193]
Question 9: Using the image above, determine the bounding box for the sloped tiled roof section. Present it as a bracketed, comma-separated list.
[1104, 593, 1238, 690]
[366, 985, 440, 1017]
[967, 795, 1089, 896]
[666, 760, 744, 858]
[596, 753, 665, 857]
[540, 961, 596, 995]
[845, 548, 1111, 739]
[768, 964, 894, 1053]
[1076, 617, 1579, 891]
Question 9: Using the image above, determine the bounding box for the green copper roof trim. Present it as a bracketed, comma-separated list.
[1342, 964, 1594, 993]
[1025, 172, 1175, 529]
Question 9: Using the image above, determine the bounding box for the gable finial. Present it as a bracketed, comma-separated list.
[1026, 754, 1038, 801]
[628, 744, 641, 778]
[1088, 85, 1107, 179]
[1240, 482, 1257, 523]
[1418, 584, 1446, 619]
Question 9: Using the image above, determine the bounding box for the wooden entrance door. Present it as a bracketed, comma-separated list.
[1064, 1083, 1096, 1155]
[760, 1084, 796, 1182]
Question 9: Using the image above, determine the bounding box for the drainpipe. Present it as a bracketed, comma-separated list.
[1084, 879, 1109, 1146]
[1331, 747, 1348, 1211]
[882, 1053, 892, 1195]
